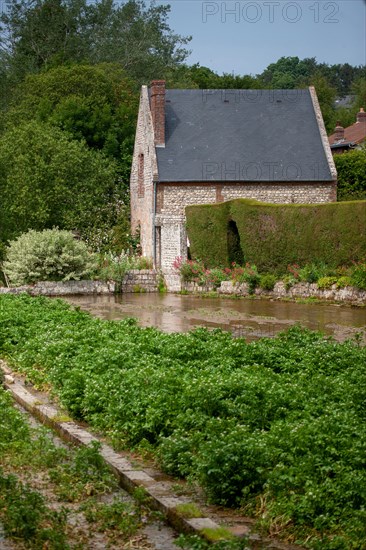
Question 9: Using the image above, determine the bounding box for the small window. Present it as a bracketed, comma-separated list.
[138, 153, 144, 198]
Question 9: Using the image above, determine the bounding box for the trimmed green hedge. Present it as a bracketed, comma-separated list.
[187, 201, 231, 267]
[186, 199, 366, 273]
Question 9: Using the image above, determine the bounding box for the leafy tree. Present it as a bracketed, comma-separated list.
[352, 77, 366, 110]
[308, 72, 337, 133]
[258, 56, 317, 89]
[85, 0, 191, 82]
[0, 0, 91, 79]
[0, 0, 191, 84]
[335, 147, 366, 201]
[168, 64, 262, 90]
[5, 63, 139, 161]
[0, 120, 121, 248]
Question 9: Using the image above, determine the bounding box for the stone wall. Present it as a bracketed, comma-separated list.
[0, 280, 117, 296]
[1, 275, 364, 305]
[0, 272, 160, 295]
[182, 280, 366, 306]
[130, 85, 158, 260]
[121, 270, 159, 293]
[157, 181, 336, 218]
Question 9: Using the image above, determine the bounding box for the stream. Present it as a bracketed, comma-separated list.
[61, 293, 365, 343]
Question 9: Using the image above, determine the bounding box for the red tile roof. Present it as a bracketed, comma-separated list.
[329, 109, 366, 146]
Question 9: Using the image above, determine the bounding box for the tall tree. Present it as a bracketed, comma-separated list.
[0, 0, 191, 84]
[0, 120, 120, 247]
[5, 63, 139, 161]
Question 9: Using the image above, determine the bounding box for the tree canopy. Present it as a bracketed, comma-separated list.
[5, 63, 139, 161]
[0, 0, 191, 84]
[0, 120, 120, 247]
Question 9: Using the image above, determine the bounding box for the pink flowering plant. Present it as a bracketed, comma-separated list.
[173, 257, 229, 287]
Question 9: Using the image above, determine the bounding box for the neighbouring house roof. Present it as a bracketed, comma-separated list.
[328, 113, 366, 150]
[154, 88, 334, 183]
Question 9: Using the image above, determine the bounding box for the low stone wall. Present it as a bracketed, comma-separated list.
[121, 270, 159, 293]
[1, 275, 365, 305]
[0, 271, 160, 296]
[0, 280, 117, 296]
[183, 280, 366, 305]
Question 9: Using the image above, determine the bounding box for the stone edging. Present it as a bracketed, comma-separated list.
[0, 272, 160, 296]
[2, 272, 364, 306]
[0, 280, 117, 296]
[181, 280, 366, 306]
[2, 363, 302, 550]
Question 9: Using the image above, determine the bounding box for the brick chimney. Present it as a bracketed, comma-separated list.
[150, 80, 166, 147]
[356, 107, 366, 123]
[333, 121, 344, 141]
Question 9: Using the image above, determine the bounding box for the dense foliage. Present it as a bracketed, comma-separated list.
[0, 121, 121, 248]
[5, 64, 139, 162]
[0, 0, 190, 85]
[186, 199, 366, 273]
[3, 228, 97, 285]
[335, 147, 366, 201]
[0, 294, 365, 549]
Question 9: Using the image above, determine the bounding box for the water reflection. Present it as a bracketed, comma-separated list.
[61, 293, 366, 343]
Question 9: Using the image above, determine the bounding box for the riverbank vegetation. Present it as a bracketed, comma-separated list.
[1, 294, 365, 549]
[173, 257, 366, 293]
[1, 228, 152, 287]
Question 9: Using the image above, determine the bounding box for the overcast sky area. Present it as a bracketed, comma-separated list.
[160, 0, 366, 75]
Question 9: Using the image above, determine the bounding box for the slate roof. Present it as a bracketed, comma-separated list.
[155, 88, 334, 182]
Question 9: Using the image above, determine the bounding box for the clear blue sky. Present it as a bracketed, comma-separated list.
[159, 0, 366, 75]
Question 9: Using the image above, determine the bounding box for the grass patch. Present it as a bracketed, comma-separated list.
[175, 502, 204, 519]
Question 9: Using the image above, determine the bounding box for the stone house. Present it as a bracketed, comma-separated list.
[328, 107, 366, 154]
[130, 81, 337, 271]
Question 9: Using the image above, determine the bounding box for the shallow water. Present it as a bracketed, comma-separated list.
[62, 293, 366, 343]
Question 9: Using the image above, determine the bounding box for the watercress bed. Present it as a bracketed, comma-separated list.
[0, 294, 365, 549]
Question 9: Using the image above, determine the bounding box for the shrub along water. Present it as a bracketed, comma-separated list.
[173, 257, 366, 292]
[0, 294, 365, 549]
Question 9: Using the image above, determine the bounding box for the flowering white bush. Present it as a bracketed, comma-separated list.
[3, 229, 97, 286]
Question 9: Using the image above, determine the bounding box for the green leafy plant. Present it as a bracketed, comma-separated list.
[0, 467, 69, 546]
[259, 274, 277, 291]
[3, 228, 97, 286]
[336, 276, 352, 288]
[298, 263, 328, 284]
[316, 276, 338, 289]
[232, 263, 260, 294]
[350, 262, 366, 290]
[80, 498, 142, 537]
[97, 251, 153, 281]
[334, 146, 366, 201]
[282, 274, 296, 291]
